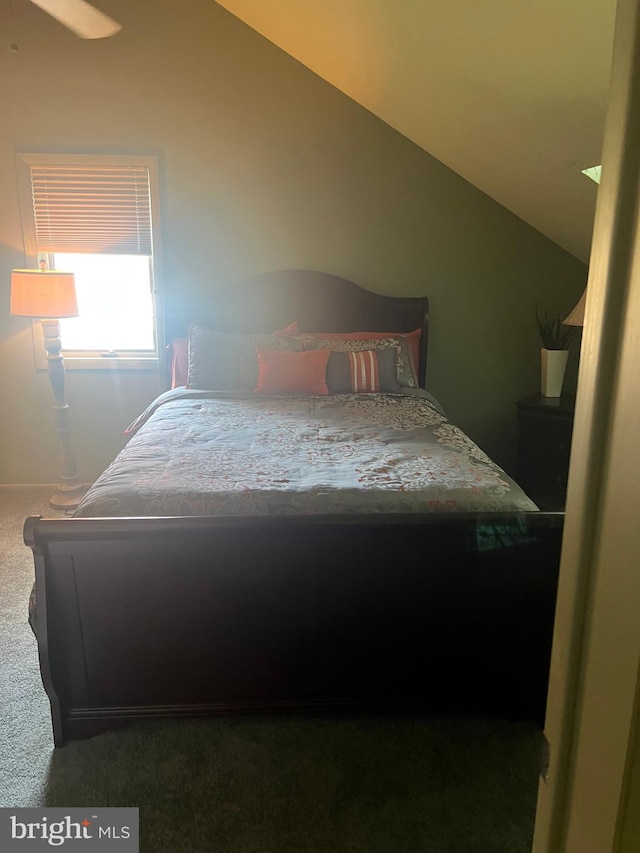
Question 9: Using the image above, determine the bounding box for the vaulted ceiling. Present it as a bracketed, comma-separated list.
[215, 0, 617, 262]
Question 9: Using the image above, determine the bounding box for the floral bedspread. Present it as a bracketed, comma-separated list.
[74, 389, 537, 517]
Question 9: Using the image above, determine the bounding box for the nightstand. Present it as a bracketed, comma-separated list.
[516, 393, 576, 510]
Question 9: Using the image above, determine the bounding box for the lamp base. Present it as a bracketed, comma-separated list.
[49, 483, 90, 511]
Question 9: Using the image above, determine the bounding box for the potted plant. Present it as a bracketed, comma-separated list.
[536, 308, 573, 397]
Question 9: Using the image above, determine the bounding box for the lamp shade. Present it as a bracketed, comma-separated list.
[563, 289, 586, 326]
[10, 269, 78, 318]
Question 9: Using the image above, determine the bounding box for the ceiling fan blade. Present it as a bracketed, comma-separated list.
[29, 0, 122, 39]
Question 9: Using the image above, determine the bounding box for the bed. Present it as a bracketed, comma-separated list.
[25, 270, 563, 746]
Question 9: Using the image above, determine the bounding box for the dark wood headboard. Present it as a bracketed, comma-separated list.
[163, 270, 430, 387]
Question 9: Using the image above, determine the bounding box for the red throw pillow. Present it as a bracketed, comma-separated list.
[273, 321, 300, 336]
[167, 337, 189, 388]
[255, 348, 330, 395]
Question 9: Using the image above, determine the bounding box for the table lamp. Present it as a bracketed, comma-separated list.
[564, 290, 586, 326]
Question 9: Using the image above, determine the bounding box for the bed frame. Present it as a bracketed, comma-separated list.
[25, 271, 563, 746]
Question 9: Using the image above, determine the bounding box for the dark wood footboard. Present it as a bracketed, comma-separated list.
[24, 512, 563, 746]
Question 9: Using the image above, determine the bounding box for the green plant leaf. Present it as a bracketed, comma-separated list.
[535, 307, 573, 350]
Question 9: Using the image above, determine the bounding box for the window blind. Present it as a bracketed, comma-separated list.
[29, 165, 152, 255]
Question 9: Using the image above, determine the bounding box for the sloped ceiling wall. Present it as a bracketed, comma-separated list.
[215, 0, 617, 261]
[0, 0, 586, 484]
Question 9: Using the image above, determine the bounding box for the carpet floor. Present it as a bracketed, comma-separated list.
[0, 487, 542, 852]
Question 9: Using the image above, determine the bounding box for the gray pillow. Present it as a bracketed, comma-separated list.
[187, 326, 301, 391]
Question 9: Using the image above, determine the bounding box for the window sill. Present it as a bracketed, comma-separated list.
[52, 356, 160, 372]
[34, 350, 160, 372]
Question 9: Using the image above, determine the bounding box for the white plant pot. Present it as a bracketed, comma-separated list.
[541, 348, 569, 397]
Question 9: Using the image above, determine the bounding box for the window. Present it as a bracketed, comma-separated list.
[16, 153, 162, 369]
[53, 254, 155, 352]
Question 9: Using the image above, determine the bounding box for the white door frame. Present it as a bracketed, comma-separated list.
[532, 0, 640, 850]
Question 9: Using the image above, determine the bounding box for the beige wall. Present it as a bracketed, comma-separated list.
[0, 0, 586, 484]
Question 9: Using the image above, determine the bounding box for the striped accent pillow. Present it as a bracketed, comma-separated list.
[349, 350, 381, 393]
